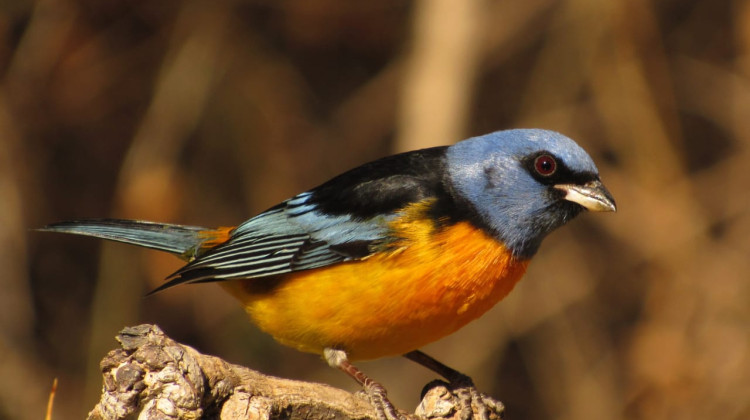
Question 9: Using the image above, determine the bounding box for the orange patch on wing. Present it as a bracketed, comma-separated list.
[221, 200, 530, 360]
[198, 226, 235, 249]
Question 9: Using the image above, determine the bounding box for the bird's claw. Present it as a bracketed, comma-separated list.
[418, 380, 504, 420]
[361, 381, 415, 420]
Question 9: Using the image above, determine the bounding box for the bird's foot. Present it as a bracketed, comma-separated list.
[326, 348, 413, 420]
[404, 351, 504, 420]
[357, 381, 414, 420]
[417, 379, 505, 420]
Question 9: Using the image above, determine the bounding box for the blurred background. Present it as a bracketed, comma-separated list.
[2, 0, 749, 419]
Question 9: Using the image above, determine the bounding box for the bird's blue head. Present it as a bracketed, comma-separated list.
[446, 129, 616, 259]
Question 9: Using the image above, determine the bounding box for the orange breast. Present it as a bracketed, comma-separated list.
[221, 209, 529, 360]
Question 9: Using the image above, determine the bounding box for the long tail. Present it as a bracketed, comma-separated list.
[39, 219, 213, 260]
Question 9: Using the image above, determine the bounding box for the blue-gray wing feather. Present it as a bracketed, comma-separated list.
[165, 193, 395, 285]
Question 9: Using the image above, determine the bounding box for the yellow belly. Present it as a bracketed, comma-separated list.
[221, 219, 528, 360]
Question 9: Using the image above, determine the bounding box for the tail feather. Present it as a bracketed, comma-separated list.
[39, 219, 211, 259]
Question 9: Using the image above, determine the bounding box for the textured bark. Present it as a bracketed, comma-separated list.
[86, 324, 504, 420]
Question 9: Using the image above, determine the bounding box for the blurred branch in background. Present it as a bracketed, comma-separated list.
[1, 0, 748, 420]
[396, 0, 482, 151]
[0, 77, 47, 420]
[84, 0, 231, 406]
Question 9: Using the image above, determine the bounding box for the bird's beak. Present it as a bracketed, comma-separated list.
[554, 180, 617, 212]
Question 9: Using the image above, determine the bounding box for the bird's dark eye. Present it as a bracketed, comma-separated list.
[534, 154, 557, 176]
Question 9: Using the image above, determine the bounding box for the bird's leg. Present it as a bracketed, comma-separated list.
[325, 348, 409, 420]
[404, 350, 504, 420]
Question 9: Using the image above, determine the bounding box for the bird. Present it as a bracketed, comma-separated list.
[42, 128, 615, 419]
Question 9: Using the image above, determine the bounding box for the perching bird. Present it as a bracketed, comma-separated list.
[43, 129, 615, 419]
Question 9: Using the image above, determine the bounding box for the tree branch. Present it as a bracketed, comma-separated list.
[86, 325, 504, 420]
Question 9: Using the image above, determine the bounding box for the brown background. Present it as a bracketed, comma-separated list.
[2, 1, 748, 419]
